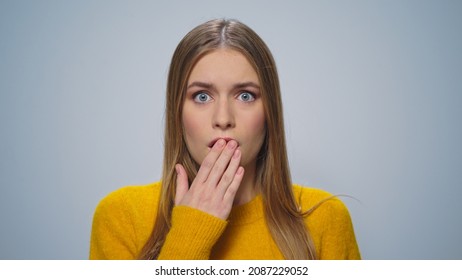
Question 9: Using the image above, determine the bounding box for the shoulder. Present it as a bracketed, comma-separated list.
[292, 184, 352, 222]
[292, 184, 361, 259]
[90, 182, 162, 259]
[94, 181, 162, 218]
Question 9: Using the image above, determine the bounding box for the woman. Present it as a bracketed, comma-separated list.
[90, 19, 360, 260]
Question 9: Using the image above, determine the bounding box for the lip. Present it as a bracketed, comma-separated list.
[208, 137, 238, 148]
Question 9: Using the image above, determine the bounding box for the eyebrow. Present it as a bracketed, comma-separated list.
[187, 81, 260, 91]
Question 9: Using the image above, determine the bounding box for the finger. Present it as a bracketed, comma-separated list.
[205, 140, 239, 187]
[193, 138, 227, 184]
[222, 166, 244, 205]
[216, 148, 241, 196]
[174, 164, 189, 205]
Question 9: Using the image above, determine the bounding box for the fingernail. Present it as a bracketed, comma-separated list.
[233, 149, 240, 158]
[216, 139, 225, 147]
[228, 140, 237, 149]
[237, 166, 244, 175]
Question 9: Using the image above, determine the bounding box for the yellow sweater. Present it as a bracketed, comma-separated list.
[90, 182, 360, 260]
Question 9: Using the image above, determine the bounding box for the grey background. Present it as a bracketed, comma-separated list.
[1, 0, 461, 259]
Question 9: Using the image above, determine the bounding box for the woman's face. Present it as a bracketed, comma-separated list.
[182, 49, 266, 169]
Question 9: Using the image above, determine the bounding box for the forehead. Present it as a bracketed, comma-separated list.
[187, 49, 260, 86]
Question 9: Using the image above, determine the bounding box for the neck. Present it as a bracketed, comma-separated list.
[233, 161, 259, 206]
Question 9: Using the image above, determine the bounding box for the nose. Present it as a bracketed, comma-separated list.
[212, 98, 235, 130]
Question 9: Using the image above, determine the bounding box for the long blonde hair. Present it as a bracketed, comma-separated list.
[139, 19, 317, 260]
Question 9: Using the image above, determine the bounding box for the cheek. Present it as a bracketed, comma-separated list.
[252, 113, 266, 133]
[248, 107, 266, 138]
[182, 115, 194, 138]
[182, 107, 206, 164]
[243, 109, 266, 150]
[182, 107, 200, 140]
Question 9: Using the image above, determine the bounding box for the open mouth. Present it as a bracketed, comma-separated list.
[208, 137, 237, 148]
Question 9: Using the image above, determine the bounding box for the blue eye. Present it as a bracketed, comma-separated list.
[193, 92, 212, 103]
[237, 92, 255, 102]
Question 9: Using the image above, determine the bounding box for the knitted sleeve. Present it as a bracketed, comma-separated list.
[158, 206, 228, 259]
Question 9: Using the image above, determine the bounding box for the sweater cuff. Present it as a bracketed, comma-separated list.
[158, 206, 228, 259]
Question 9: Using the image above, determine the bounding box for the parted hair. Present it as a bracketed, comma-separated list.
[139, 18, 317, 260]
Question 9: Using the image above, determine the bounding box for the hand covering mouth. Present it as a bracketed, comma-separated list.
[208, 137, 238, 148]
